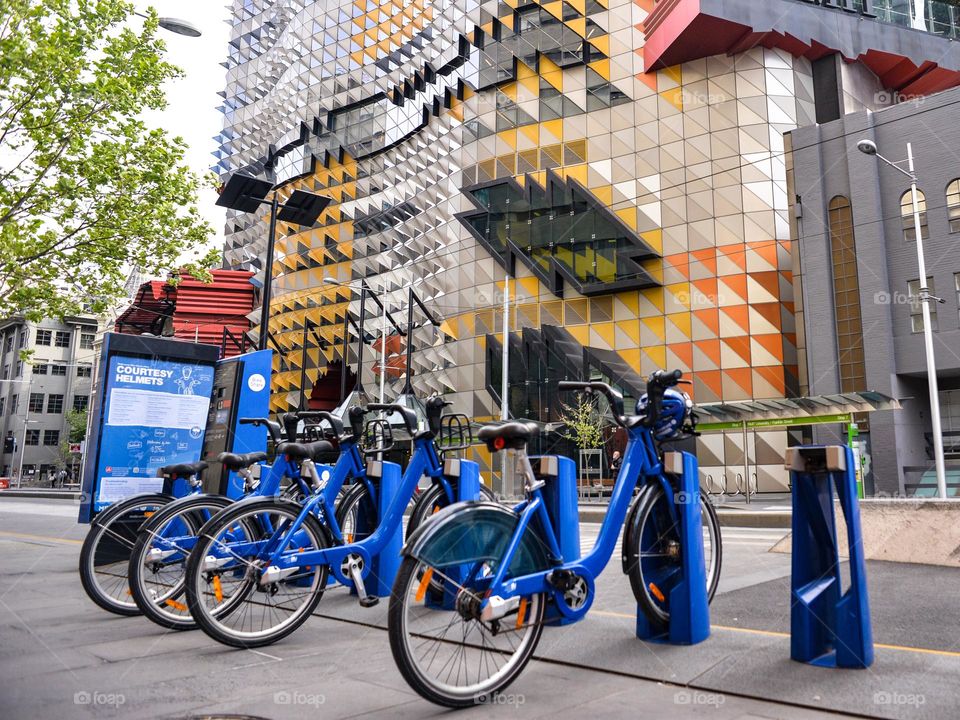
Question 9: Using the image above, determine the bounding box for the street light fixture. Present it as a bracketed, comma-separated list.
[216, 174, 331, 351]
[857, 137, 947, 498]
[132, 11, 203, 37]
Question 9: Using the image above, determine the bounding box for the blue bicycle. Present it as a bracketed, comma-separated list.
[126, 411, 355, 630]
[182, 397, 492, 648]
[387, 370, 722, 707]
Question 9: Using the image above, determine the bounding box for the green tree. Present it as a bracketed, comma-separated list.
[65, 408, 88, 443]
[558, 392, 605, 452]
[0, 1, 217, 321]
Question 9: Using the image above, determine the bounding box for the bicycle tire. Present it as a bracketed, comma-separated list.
[405, 482, 496, 540]
[79, 493, 173, 615]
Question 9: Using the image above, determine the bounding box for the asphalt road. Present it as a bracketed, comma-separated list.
[0, 496, 955, 719]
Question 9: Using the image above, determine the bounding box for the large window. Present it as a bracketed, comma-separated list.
[3, 336, 11, 354]
[908, 277, 938, 332]
[947, 179, 960, 233]
[28, 393, 44, 413]
[901, 189, 929, 241]
[35, 329, 51, 346]
[76, 364, 92, 378]
[72, 395, 89, 412]
[25, 429, 39, 446]
[43, 430, 59, 446]
[79, 332, 95, 349]
[46, 394, 64, 414]
[828, 197, 867, 392]
[50, 364, 66, 376]
[33, 363, 47, 375]
[55, 330, 71, 348]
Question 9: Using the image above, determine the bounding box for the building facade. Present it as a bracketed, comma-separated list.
[216, 0, 960, 488]
[0, 316, 100, 484]
[787, 87, 960, 496]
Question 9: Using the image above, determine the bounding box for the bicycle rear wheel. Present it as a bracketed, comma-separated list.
[405, 482, 496, 540]
[388, 555, 545, 708]
[623, 485, 722, 625]
[128, 495, 233, 630]
[185, 499, 330, 648]
[79, 494, 172, 615]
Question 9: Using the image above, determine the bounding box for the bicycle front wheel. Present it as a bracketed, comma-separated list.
[624, 485, 722, 625]
[185, 499, 330, 648]
[128, 495, 233, 630]
[388, 555, 545, 708]
[79, 494, 172, 615]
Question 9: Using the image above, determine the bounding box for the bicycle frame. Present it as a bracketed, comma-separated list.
[482, 422, 679, 621]
[231, 434, 448, 587]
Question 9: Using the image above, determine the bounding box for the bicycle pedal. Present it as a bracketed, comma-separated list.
[358, 595, 379, 608]
[546, 569, 577, 592]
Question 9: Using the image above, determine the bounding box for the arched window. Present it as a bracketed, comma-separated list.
[900, 189, 929, 241]
[828, 196, 865, 393]
[946, 179, 960, 233]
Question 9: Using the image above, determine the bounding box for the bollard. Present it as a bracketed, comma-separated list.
[429, 458, 482, 610]
[635, 451, 710, 645]
[350, 459, 403, 598]
[787, 445, 873, 668]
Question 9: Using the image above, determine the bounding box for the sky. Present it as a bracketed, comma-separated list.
[137, 1, 232, 261]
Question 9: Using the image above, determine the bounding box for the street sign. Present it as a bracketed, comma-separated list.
[698, 413, 852, 432]
[68, 442, 85, 454]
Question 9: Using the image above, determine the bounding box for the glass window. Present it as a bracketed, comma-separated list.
[3, 336, 11, 353]
[15, 360, 22, 377]
[25, 429, 39, 446]
[901, 189, 929, 241]
[55, 331, 71, 348]
[28, 393, 44, 413]
[33, 363, 47, 375]
[10, 395, 18, 414]
[908, 278, 937, 332]
[828, 197, 866, 392]
[50, 364, 66, 376]
[79, 332, 95, 349]
[76, 365, 92, 378]
[43, 430, 59, 446]
[0, 397, 5, 416]
[18, 330, 26, 347]
[947, 180, 960, 233]
[1, 365, 8, 380]
[73, 395, 89, 412]
[46, 394, 63, 414]
[35, 329, 51, 346]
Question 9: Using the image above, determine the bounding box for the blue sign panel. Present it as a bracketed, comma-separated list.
[92, 355, 214, 512]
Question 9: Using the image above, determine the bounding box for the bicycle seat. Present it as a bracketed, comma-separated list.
[477, 422, 539, 451]
[216, 451, 268, 471]
[277, 440, 334, 461]
[158, 461, 209, 478]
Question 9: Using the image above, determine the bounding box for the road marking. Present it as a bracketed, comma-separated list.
[592, 609, 960, 659]
[0, 530, 82, 546]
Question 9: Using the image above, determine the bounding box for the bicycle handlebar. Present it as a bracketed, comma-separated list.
[295, 411, 345, 436]
[238, 417, 283, 445]
[557, 370, 684, 429]
[367, 403, 418, 434]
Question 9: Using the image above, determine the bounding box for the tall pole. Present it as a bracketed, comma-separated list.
[908, 143, 947, 498]
[258, 190, 280, 351]
[340, 310, 350, 402]
[501, 276, 510, 421]
[402, 287, 415, 395]
[298, 320, 310, 411]
[379, 289, 387, 405]
[355, 287, 367, 393]
[16, 417, 30, 489]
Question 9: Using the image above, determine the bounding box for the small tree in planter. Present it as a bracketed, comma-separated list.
[559, 392, 606, 489]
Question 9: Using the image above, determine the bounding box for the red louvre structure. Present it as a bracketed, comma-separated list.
[114, 269, 256, 358]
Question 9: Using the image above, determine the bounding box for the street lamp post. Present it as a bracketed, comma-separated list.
[858, 138, 947, 498]
[132, 11, 203, 37]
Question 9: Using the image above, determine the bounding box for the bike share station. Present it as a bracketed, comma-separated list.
[79, 333, 273, 523]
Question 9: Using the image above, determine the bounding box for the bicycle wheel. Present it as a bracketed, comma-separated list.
[388, 555, 546, 708]
[406, 482, 496, 540]
[128, 495, 233, 630]
[185, 498, 330, 648]
[335, 481, 377, 545]
[79, 493, 172, 615]
[624, 485, 722, 625]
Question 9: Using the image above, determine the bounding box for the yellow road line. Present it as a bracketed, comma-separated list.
[0, 530, 83, 546]
[592, 610, 960, 659]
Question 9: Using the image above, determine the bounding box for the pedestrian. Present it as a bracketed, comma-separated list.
[55, 468, 67, 488]
[609, 450, 622, 477]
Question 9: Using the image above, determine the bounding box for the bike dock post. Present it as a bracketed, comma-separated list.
[786, 445, 873, 669]
[537, 455, 580, 626]
[635, 451, 710, 645]
[352, 459, 403, 598]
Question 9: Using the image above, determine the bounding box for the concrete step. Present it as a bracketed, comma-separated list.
[0, 489, 83, 500]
